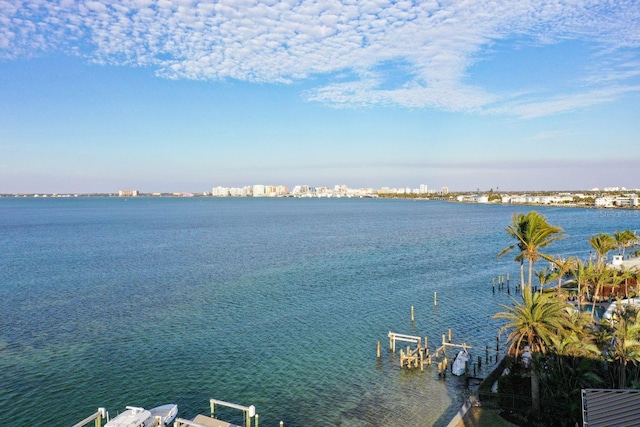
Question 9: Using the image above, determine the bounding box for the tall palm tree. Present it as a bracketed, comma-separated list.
[589, 233, 617, 265]
[499, 212, 528, 290]
[498, 211, 566, 290]
[494, 287, 574, 415]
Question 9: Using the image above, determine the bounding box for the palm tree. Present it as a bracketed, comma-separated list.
[572, 259, 590, 308]
[548, 308, 599, 358]
[589, 233, 617, 265]
[494, 287, 574, 415]
[552, 256, 577, 296]
[540, 324, 603, 427]
[601, 305, 640, 388]
[614, 229, 637, 258]
[535, 268, 553, 293]
[499, 212, 528, 290]
[619, 267, 637, 299]
[498, 211, 566, 290]
[495, 286, 574, 357]
[590, 265, 622, 318]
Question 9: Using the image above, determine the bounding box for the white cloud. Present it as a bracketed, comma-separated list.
[491, 85, 640, 118]
[1, 0, 639, 115]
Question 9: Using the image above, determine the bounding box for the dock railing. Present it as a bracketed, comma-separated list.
[71, 408, 106, 427]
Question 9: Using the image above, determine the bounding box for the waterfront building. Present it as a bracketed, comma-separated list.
[252, 185, 266, 197]
[118, 189, 139, 197]
[212, 186, 230, 197]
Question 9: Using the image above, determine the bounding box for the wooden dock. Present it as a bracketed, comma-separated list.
[75, 399, 264, 427]
[386, 329, 501, 376]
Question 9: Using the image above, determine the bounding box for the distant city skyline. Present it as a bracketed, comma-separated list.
[1, 1, 639, 194]
[4, 182, 639, 197]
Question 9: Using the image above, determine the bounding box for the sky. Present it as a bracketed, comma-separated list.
[1, 0, 639, 194]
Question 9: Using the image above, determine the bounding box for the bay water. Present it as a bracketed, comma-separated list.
[1, 198, 638, 426]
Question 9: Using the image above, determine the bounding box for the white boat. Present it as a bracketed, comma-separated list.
[105, 404, 177, 427]
[149, 404, 178, 426]
[451, 349, 469, 376]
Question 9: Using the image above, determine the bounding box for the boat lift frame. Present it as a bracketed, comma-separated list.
[71, 408, 106, 427]
[174, 399, 257, 427]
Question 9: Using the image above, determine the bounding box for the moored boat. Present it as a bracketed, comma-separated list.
[149, 404, 178, 426]
[451, 349, 469, 376]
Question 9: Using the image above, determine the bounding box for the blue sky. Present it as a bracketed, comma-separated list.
[1, 0, 639, 194]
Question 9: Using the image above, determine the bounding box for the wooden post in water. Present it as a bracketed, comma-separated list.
[280, 422, 284, 427]
[434, 292, 437, 306]
[442, 334, 446, 359]
[255, 414, 259, 427]
[485, 345, 489, 364]
[411, 305, 415, 322]
[478, 355, 482, 369]
[377, 341, 381, 358]
[496, 335, 500, 353]
[448, 328, 452, 343]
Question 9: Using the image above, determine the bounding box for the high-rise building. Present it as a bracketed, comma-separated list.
[253, 185, 266, 197]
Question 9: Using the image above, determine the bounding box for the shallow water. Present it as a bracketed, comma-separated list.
[1, 198, 637, 426]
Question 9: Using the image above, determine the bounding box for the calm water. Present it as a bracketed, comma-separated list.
[1, 198, 638, 426]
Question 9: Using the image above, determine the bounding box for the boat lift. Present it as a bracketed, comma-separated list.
[71, 408, 107, 427]
[174, 399, 257, 427]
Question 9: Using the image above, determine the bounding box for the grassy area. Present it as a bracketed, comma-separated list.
[454, 407, 520, 427]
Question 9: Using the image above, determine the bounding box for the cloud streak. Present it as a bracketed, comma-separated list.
[1, 0, 639, 115]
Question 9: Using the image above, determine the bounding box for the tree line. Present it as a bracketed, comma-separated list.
[492, 211, 640, 426]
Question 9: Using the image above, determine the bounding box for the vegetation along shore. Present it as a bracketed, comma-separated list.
[485, 210, 640, 426]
